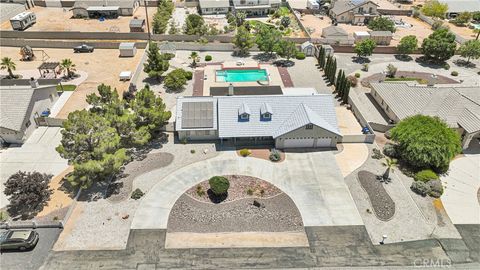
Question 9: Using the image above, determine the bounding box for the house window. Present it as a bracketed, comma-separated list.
[341, 16, 344, 20]
[369, 7, 373, 13]
[25, 120, 31, 128]
[306, 124, 313, 129]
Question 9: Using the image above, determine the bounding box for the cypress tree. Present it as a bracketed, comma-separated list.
[331, 58, 337, 84]
[320, 47, 326, 69]
[325, 56, 331, 78]
[343, 80, 351, 104]
[335, 69, 342, 89]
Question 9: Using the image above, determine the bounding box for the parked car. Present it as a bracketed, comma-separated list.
[73, 44, 94, 53]
[0, 230, 39, 251]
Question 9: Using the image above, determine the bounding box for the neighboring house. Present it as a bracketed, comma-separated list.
[232, 0, 281, 17]
[329, 0, 379, 25]
[0, 81, 59, 144]
[438, 0, 480, 19]
[175, 94, 342, 149]
[199, 0, 230, 15]
[370, 83, 480, 149]
[72, 0, 140, 17]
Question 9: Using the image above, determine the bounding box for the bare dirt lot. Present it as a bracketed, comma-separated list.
[1, 6, 156, 32]
[340, 16, 433, 46]
[0, 46, 144, 118]
[299, 14, 332, 39]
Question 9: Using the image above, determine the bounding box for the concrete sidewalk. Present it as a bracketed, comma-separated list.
[132, 151, 363, 229]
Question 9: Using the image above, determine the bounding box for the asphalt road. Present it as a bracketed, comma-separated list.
[0, 228, 62, 270]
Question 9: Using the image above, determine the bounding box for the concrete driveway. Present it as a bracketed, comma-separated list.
[441, 154, 480, 224]
[0, 127, 68, 208]
[132, 151, 363, 229]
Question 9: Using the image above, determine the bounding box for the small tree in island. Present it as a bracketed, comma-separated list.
[458, 39, 480, 64]
[209, 176, 230, 196]
[397, 35, 418, 58]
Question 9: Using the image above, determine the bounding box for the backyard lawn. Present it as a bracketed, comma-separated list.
[56, 84, 77, 91]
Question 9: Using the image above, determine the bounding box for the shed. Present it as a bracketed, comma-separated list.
[129, 18, 145, 32]
[301, 41, 315, 57]
[369, 31, 392, 45]
[86, 6, 120, 19]
[353, 31, 370, 43]
[119, 42, 136, 57]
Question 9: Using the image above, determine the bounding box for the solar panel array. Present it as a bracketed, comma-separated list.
[181, 101, 214, 129]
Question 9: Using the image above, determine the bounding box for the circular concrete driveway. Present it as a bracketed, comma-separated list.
[131, 152, 363, 229]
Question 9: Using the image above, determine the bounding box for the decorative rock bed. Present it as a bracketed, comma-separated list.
[358, 171, 395, 221]
[186, 175, 282, 203]
[361, 71, 458, 87]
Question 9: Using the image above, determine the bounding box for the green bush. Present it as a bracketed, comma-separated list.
[383, 143, 398, 158]
[185, 71, 193, 80]
[296, 52, 306, 60]
[246, 188, 254, 195]
[196, 185, 205, 196]
[411, 181, 430, 196]
[355, 73, 361, 78]
[131, 188, 144, 200]
[372, 148, 384, 159]
[269, 149, 281, 162]
[451, 71, 458, 76]
[347, 75, 358, 87]
[209, 176, 230, 195]
[190, 149, 195, 154]
[414, 169, 439, 182]
[427, 180, 444, 198]
[443, 63, 450, 70]
[239, 148, 251, 157]
[205, 55, 212, 61]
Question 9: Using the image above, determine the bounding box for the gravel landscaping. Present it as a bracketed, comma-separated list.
[167, 193, 303, 233]
[361, 71, 458, 87]
[186, 175, 282, 203]
[358, 171, 395, 221]
[107, 152, 174, 202]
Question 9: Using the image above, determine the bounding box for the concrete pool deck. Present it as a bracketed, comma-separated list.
[202, 63, 284, 96]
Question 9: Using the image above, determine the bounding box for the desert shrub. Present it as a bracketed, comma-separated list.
[443, 63, 450, 70]
[383, 143, 398, 158]
[190, 149, 196, 154]
[432, 20, 444, 30]
[355, 73, 361, 78]
[451, 71, 458, 76]
[246, 188, 254, 195]
[239, 148, 251, 157]
[347, 75, 358, 87]
[269, 149, 281, 162]
[209, 176, 230, 195]
[384, 130, 392, 139]
[414, 169, 439, 182]
[131, 188, 144, 200]
[205, 55, 212, 61]
[372, 148, 384, 159]
[411, 181, 430, 196]
[185, 71, 193, 80]
[427, 180, 444, 198]
[196, 185, 205, 196]
[296, 52, 306, 60]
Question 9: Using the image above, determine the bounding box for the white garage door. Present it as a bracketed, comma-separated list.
[316, 138, 332, 147]
[283, 138, 315, 148]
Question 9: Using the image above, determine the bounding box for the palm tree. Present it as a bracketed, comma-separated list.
[1, 57, 16, 78]
[189, 52, 199, 68]
[60, 58, 76, 78]
[382, 157, 397, 180]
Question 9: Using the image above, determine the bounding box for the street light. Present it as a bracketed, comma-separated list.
[380, 235, 387, 245]
[144, 0, 151, 41]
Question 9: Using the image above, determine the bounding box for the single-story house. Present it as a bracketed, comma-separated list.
[129, 18, 145, 32]
[370, 82, 480, 149]
[199, 0, 230, 15]
[329, 0, 379, 25]
[369, 31, 392, 45]
[175, 94, 342, 148]
[0, 80, 59, 144]
[72, 0, 140, 18]
[439, 0, 480, 19]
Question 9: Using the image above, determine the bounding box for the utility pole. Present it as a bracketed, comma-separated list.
[144, 0, 151, 41]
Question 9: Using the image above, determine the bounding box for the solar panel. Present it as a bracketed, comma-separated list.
[181, 101, 214, 129]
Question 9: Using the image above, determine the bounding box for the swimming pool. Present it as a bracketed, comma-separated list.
[216, 69, 268, 82]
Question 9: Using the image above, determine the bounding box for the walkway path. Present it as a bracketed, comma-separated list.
[193, 69, 204, 96]
[277, 66, 294, 87]
[132, 151, 363, 229]
[335, 143, 369, 177]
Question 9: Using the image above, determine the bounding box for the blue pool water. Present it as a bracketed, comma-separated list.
[216, 69, 268, 82]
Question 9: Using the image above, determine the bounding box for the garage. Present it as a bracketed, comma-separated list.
[283, 138, 315, 148]
[316, 138, 332, 147]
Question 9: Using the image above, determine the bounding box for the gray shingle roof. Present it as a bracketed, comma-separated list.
[331, 0, 377, 15]
[216, 95, 341, 138]
[458, 108, 480, 133]
[0, 85, 55, 132]
[369, 31, 392, 36]
[74, 0, 137, 9]
[371, 83, 480, 131]
[322, 26, 348, 37]
[129, 19, 144, 28]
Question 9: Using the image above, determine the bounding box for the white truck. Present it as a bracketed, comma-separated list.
[10, 12, 36, 31]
